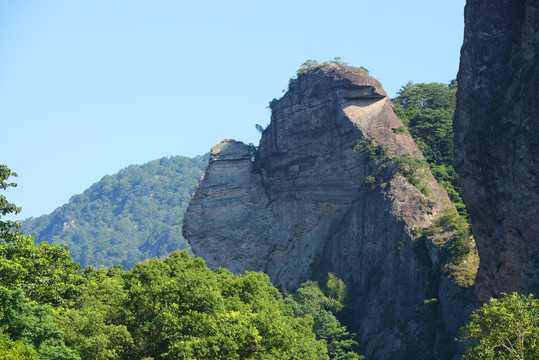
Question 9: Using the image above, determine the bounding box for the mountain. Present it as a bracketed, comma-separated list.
[454, 0, 539, 302]
[183, 63, 476, 359]
[21, 154, 208, 269]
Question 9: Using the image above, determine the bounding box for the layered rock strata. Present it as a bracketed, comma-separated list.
[454, 0, 539, 302]
[184, 64, 473, 358]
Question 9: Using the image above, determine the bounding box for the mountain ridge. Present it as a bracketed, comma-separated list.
[21, 154, 208, 269]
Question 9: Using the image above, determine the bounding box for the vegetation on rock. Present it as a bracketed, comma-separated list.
[296, 58, 350, 75]
[390, 81, 479, 287]
[353, 137, 431, 196]
[415, 208, 479, 287]
[391, 81, 466, 217]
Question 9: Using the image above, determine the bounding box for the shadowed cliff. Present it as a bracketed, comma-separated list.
[454, 0, 539, 302]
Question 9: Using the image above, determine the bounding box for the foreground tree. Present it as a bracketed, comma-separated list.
[0, 164, 21, 243]
[57, 251, 331, 360]
[123, 252, 329, 359]
[0, 235, 85, 306]
[459, 292, 538, 359]
[286, 279, 362, 359]
[0, 287, 80, 360]
[0, 329, 37, 360]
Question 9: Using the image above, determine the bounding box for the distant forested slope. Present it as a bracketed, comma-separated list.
[22, 154, 208, 269]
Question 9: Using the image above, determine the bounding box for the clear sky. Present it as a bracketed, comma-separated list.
[1, 0, 466, 220]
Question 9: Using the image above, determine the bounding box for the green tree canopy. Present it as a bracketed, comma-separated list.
[0, 235, 84, 306]
[57, 251, 331, 360]
[0, 329, 38, 360]
[0, 287, 80, 360]
[391, 81, 467, 217]
[53, 273, 133, 360]
[286, 279, 362, 360]
[459, 292, 539, 359]
[0, 164, 22, 243]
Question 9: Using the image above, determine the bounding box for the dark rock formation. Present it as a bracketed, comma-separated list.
[184, 64, 473, 359]
[454, 0, 539, 302]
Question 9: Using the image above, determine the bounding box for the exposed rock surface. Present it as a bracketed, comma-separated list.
[454, 0, 539, 302]
[184, 64, 473, 359]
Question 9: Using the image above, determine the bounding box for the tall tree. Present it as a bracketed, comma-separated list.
[286, 279, 362, 360]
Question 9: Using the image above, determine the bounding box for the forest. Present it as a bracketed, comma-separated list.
[21, 155, 208, 269]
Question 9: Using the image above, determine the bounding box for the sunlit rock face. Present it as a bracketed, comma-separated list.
[184, 64, 473, 359]
[454, 0, 539, 303]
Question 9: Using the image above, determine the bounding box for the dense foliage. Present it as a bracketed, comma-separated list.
[2, 165, 362, 359]
[391, 82, 478, 286]
[21, 155, 208, 269]
[63, 252, 337, 360]
[286, 279, 362, 360]
[0, 165, 21, 243]
[1, 243, 362, 359]
[459, 293, 539, 359]
[0, 235, 84, 306]
[1, 165, 79, 359]
[391, 81, 467, 217]
[0, 287, 80, 360]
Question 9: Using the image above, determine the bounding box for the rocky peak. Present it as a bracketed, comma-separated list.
[287, 64, 387, 97]
[184, 65, 474, 358]
[209, 139, 252, 162]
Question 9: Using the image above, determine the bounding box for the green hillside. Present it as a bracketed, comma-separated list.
[21, 154, 208, 269]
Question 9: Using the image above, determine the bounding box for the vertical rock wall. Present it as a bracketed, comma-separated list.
[454, 0, 539, 302]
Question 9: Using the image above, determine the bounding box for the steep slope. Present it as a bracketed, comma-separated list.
[454, 0, 539, 302]
[22, 154, 208, 269]
[184, 64, 475, 359]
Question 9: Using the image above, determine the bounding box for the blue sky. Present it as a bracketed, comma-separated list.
[1, 0, 466, 220]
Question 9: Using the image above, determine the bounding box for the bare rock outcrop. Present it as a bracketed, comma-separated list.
[454, 0, 539, 302]
[184, 64, 474, 359]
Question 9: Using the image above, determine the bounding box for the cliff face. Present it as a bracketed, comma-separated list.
[454, 0, 539, 302]
[184, 64, 473, 358]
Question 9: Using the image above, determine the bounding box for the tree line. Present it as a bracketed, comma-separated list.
[1, 164, 363, 360]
